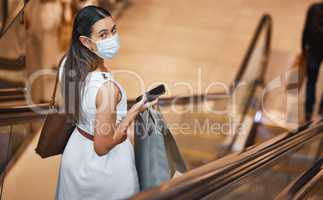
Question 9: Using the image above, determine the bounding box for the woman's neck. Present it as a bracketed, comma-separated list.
[95, 63, 111, 73]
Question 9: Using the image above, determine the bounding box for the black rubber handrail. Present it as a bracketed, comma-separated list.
[127, 91, 228, 108]
[0, 56, 25, 70]
[288, 158, 323, 197]
[275, 157, 323, 200]
[0, 103, 50, 126]
[0, 88, 25, 102]
[0, 103, 49, 113]
[0, 88, 25, 96]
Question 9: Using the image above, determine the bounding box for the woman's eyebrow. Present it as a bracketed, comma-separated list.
[98, 29, 109, 34]
[98, 25, 116, 34]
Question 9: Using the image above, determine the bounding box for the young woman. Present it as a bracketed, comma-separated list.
[55, 6, 157, 199]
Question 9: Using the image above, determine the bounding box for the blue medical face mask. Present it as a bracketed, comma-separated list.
[92, 33, 120, 59]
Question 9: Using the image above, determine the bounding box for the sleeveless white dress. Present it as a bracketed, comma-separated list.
[55, 65, 139, 200]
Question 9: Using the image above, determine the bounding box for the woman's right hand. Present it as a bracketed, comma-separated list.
[131, 93, 159, 113]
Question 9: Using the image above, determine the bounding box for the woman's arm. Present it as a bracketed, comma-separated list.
[93, 81, 156, 156]
[93, 81, 136, 156]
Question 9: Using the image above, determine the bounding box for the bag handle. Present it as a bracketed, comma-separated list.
[148, 107, 188, 175]
[49, 55, 66, 107]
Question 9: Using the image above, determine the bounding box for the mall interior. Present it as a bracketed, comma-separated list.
[0, 0, 323, 199]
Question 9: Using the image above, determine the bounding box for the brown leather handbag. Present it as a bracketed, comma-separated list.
[35, 56, 76, 158]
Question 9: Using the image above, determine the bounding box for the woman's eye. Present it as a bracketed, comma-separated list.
[101, 33, 108, 38]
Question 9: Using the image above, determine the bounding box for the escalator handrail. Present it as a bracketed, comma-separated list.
[0, 103, 49, 113]
[0, 91, 226, 125]
[130, 121, 323, 200]
[127, 91, 228, 108]
[288, 157, 323, 197]
[223, 14, 272, 152]
[0, 0, 26, 38]
[0, 56, 25, 69]
[275, 157, 323, 200]
[0, 103, 49, 125]
[231, 14, 272, 88]
[0, 88, 25, 102]
[0, 88, 25, 96]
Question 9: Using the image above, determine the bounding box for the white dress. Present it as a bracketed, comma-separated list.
[55, 65, 140, 200]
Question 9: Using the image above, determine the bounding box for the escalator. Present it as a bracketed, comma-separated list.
[129, 13, 323, 199]
[131, 120, 323, 199]
[148, 14, 288, 169]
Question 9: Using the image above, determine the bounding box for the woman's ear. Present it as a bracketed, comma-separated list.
[79, 36, 96, 52]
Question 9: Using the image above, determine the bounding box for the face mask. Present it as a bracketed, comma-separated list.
[92, 33, 120, 59]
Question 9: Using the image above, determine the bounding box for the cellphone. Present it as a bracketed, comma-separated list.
[136, 84, 166, 103]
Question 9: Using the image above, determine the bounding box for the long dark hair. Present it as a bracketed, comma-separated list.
[313, 6, 323, 36]
[62, 5, 111, 124]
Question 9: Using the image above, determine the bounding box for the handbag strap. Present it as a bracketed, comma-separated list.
[50, 55, 66, 107]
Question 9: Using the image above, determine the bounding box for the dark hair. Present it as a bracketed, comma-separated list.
[62, 5, 111, 123]
[313, 6, 323, 34]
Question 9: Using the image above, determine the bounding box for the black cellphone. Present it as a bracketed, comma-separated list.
[136, 84, 166, 103]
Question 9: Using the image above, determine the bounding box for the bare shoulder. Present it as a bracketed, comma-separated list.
[96, 80, 121, 108]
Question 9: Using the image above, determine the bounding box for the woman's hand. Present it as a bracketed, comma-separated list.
[112, 121, 128, 144]
[112, 94, 158, 147]
[131, 93, 159, 113]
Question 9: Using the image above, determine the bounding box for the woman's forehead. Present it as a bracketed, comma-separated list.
[92, 17, 115, 33]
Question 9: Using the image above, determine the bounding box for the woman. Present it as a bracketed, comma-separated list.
[302, 2, 323, 121]
[55, 6, 156, 199]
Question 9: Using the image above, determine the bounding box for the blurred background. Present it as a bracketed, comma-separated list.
[0, 0, 322, 199]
